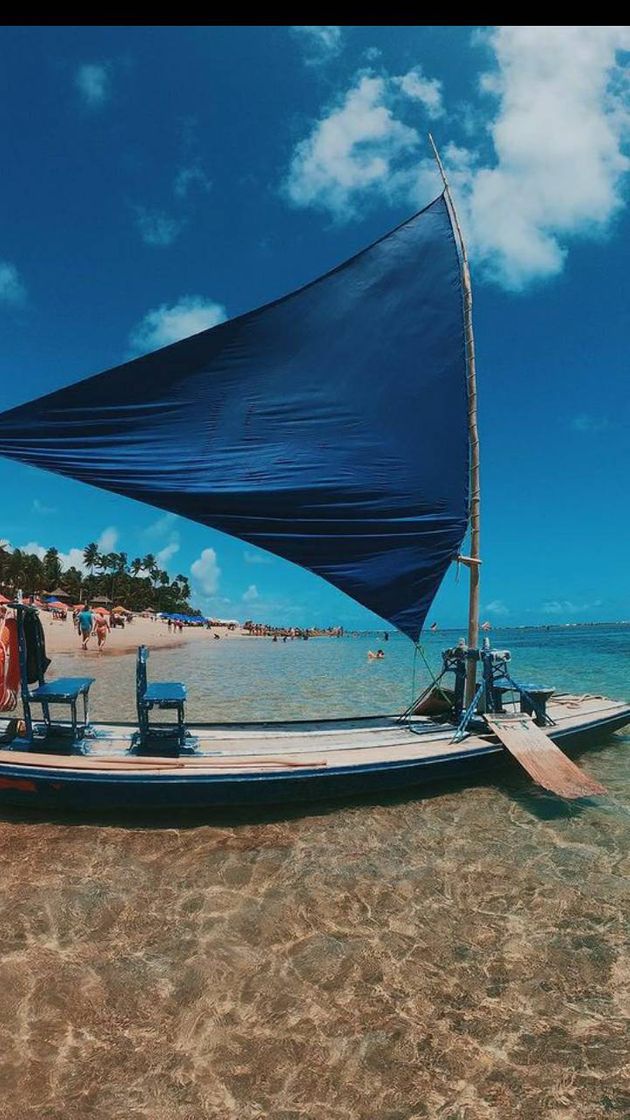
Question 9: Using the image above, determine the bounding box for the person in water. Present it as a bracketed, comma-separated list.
[367, 649, 385, 660]
[77, 606, 94, 650]
[94, 611, 110, 652]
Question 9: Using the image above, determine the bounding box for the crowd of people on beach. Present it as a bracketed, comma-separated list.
[243, 621, 344, 640]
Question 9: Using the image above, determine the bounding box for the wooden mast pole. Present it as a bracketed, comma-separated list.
[428, 134, 481, 706]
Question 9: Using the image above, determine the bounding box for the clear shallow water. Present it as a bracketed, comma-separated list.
[1, 626, 628, 1119]
[48, 623, 630, 724]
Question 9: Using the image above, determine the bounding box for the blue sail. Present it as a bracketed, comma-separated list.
[0, 194, 468, 640]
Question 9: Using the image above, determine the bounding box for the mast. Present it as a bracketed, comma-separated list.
[428, 134, 481, 706]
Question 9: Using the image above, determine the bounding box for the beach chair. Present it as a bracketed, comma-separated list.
[15, 606, 95, 743]
[135, 645, 187, 749]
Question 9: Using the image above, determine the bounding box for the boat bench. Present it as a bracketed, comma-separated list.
[492, 678, 555, 723]
[136, 645, 187, 749]
[29, 677, 95, 740]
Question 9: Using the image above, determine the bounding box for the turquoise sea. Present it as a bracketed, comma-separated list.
[1, 624, 628, 1119]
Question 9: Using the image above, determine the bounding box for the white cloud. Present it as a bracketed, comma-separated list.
[156, 540, 180, 568]
[0, 261, 26, 305]
[571, 414, 609, 433]
[286, 75, 419, 216]
[286, 28, 630, 288]
[59, 547, 88, 573]
[449, 26, 630, 289]
[135, 207, 185, 248]
[97, 526, 118, 553]
[394, 66, 444, 119]
[242, 584, 259, 602]
[32, 498, 57, 515]
[17, 542, 88, 574]
[144, 512, 178, 537]
[542, 598, 603, 615]
[20, 541, 47, 560]
[129, 296, 227, 356]
[244, 549, 274, 565]
[485, 599, 509, 616]
[191, 547, 221, 595]
[291, 26, 343, 62]
[75, 63, 110, 108]
[174, 165, 212, 200]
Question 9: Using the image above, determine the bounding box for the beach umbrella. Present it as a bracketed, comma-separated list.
[0, 593, 10, 604]
[93, 606, 109, 615]
[112, 605, 129, 613]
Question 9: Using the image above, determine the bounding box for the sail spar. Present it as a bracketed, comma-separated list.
[0, 193, 468, 640]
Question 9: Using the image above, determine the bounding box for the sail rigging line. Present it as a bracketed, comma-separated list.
[398, 641, 451, 725]
[428, 134, 481, 706]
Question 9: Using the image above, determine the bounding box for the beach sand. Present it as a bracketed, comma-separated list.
[41, 615, 246, 657]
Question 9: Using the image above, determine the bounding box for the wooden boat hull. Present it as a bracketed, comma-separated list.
[0, 697, 627, 812]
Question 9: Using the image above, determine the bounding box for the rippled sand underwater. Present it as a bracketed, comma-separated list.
[0, 628, 628, 1119]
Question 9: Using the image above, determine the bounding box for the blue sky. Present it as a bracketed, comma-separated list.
[1, 25, 629, 629]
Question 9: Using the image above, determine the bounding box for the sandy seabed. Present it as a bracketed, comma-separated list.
[0, 628, 628, 1119]
[0, 765, 628, 1120]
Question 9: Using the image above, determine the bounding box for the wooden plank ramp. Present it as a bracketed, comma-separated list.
[485, 714, 606, 799]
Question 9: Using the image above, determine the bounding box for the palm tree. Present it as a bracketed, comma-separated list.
[83, 542, 100, 578]
[130, 557, 143, 577]
[109, 551, 128, 602]
[22, 553, 45, 598]
[175, 574, 191, 603]
[64, 566, 83, 603]
[0, 540, 10, 590]
[43, 546, 62, 589]
[141, 554, 159, 601]
[7, 549, 24, 593]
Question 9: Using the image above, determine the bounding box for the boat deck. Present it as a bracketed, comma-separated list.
[0, 694, 627, 776]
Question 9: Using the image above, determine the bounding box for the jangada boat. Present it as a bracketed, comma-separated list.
[0, 143, 628, 811]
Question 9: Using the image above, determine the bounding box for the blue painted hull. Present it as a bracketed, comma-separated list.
[0, 710, 626, 813]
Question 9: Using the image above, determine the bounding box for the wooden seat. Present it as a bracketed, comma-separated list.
[492, 679, 554, 723]
[29, 676, 95, 740]
[144, 682, 186, 704]
[136, 646, 187, 749]
[31, 677, 94, 702]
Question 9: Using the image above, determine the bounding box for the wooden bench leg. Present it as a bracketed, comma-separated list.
[41, 699, 52, 734]
[139, 702, 148, 747]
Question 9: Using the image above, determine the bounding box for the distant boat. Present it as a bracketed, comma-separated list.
[0, 137, 626, 810]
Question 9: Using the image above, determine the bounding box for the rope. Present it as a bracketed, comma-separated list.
[398, 640, 452, 724]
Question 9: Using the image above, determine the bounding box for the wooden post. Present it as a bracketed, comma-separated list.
[429, 134, 481, 706]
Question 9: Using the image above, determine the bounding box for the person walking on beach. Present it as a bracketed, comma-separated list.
[94, 611, 110, 653]
[77, 605, 94, 650]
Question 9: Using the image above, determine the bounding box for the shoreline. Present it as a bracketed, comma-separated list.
[41, 618, 249, 657]
[33, 615, 630, 661]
